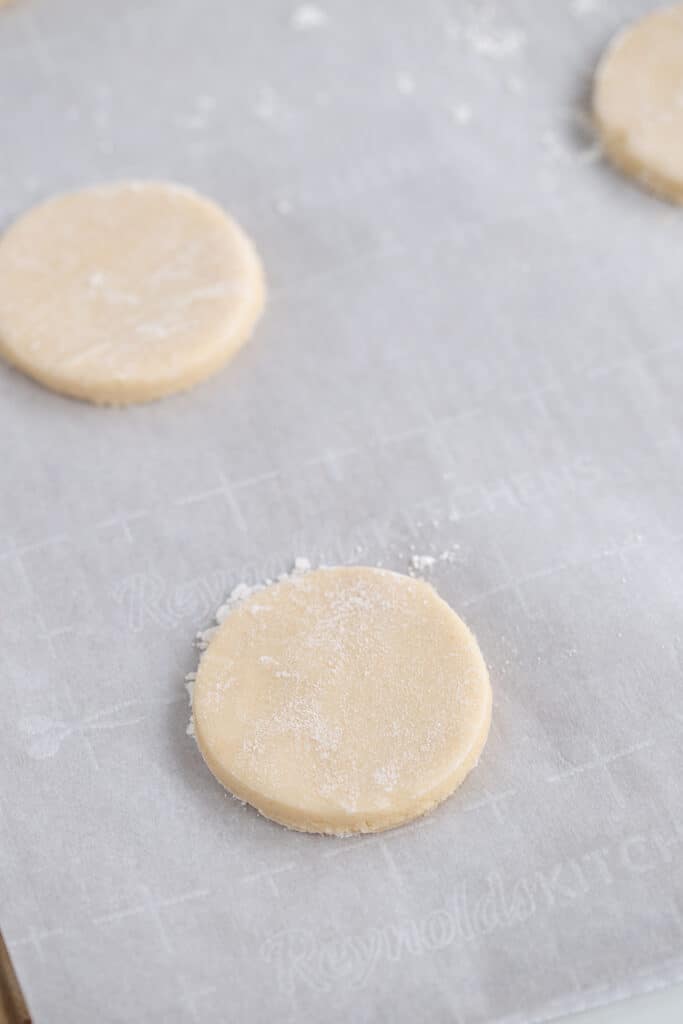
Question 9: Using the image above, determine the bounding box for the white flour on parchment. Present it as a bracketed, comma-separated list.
[446, 6, 526, 59]
[409, 547, 460, 574]
[290, 4, 327, 31]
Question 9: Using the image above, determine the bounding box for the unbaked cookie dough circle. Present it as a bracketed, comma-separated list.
[193, 566, 492, 835]
[0, 182, 265, 403]
[593, 4, 683, 203]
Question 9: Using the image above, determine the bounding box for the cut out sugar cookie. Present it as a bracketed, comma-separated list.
[0, 181, 265, 403]
[593, 4, 683, 203]
[192, 566, 492, 835]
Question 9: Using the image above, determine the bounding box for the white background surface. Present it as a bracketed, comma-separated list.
[1, 1, 682, 1022]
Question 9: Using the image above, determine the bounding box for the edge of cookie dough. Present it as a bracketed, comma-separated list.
[198, 682, 491, 835]
[593, 114, 683, 206]
[592, 15, 683, 206]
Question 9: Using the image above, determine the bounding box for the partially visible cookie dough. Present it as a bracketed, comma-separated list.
[0, 182, 265, 403]
[593, 4, 683, 203]
[192, 566, 492, 835]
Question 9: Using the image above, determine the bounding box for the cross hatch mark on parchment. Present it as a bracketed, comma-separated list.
[239, 862, 296, 899]
[378, 838, 405, 891]
[0, 533, 68, 599]
[33, 606, 75, 667]
[540, 922, 583, 997]
[23, 618, 100, 770]
[173, 469, 281, 532]
[94, 886, 210, 953]
[19, 696, 181, 764]
[586, 337, 683, 382]
[0, 536, 31, 596]
[177, 974, 217, 1024]
[232, 469, 280, 490]
[462, 535, 648, 612]
[547, 739, 654, 809]
[461, 786, 517, 825]
[492, 541, 531, 616]
[95, 509, 148, 543]
[422, 405, 456, 474]
[57, 667, 100, 772]
[36, 621, 74, 661]
[175, 472, 247, 533]
[162, 403, 498, 535]
[457, 542, 532, 617]
[306, 446, 358, 483]
[436, 383, 562, 476]
[375, 422, 427, 448]
[5, 926, 65, 962]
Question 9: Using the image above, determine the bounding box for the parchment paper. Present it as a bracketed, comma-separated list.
[1, 1, 682, 1021]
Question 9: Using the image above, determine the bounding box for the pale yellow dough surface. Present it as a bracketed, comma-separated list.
[593, 4, 683, 203]
[0, 182, 265, 404]
[193, 567, 492, 835]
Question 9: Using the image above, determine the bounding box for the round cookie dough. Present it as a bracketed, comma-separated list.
[192, 566, 492, 835]
[0, 182, 265, 403]
[593, 4, 683, 203]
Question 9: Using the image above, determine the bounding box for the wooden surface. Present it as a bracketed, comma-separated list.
[0, 932, 31, 1024]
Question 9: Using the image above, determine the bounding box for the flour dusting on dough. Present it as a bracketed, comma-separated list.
[189, 563, 491, 835]
[188, 557, 313, 729]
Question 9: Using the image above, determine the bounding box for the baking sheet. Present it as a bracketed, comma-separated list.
[1, 1, 682, 1021]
